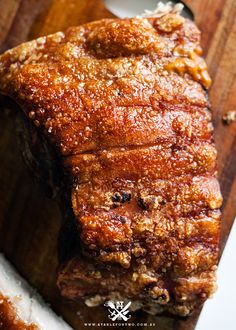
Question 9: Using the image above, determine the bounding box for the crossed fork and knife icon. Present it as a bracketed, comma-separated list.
[104, 301, 132, 321]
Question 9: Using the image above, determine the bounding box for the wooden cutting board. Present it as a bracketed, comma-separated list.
[0, 0, 235, 329]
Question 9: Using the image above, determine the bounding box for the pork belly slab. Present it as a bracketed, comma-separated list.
[0, 10, 222, 316]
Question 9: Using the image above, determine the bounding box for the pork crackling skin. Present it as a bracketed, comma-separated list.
[0, 10, 222, 316]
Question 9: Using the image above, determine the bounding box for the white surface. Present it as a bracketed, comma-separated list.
[104, 0, 192, 20]
[196, 219, 236, 330]
[0, 254, 72, 329]
[104, 0, 160, 18]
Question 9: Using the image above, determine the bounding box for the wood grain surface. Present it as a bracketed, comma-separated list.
[0, 0, 235, 329]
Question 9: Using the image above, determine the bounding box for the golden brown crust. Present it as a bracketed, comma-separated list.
[0, 13, 222, 316]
